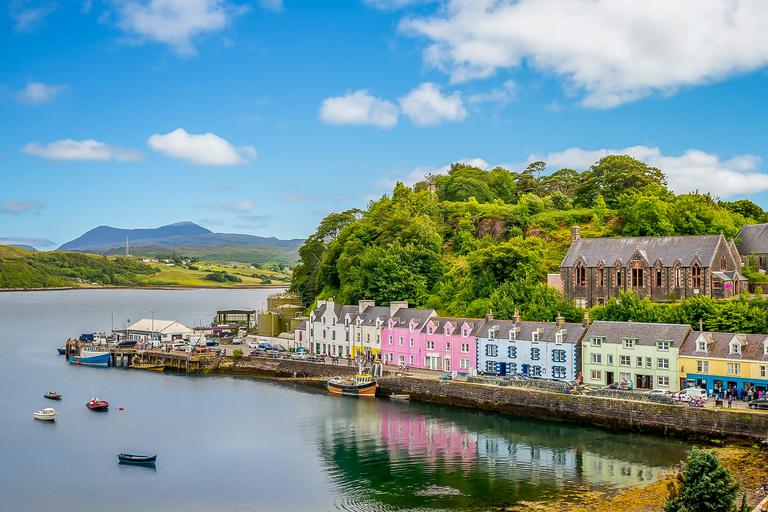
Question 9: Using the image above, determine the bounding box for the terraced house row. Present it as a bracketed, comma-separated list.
[297, 299, 768, 394]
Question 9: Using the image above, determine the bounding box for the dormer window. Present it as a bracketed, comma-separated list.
[428, 326, 433, 335]
[623, 338, 635, 349]
[697, 340, 707, 352]
[555, 330, 565, 343]
[509, 330, 515, 341]
[409, 324, 414, 332]
[730, 342, 741, 355]
[462, 329, 468, 338]
[764, 341, 768, 356]
[532, 330, 540, 342]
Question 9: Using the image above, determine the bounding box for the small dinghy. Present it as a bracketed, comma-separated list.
[33, 408, 57, 421]
[57, 348, 66, 355]
[117, 453, 157, 465]
[389, 394, 410, 400]
[44, 391, 62, 400]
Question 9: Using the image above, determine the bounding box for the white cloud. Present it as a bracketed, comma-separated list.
[377, 157, 489, 188]
[400, 0, 768, 108]
[1, 200, 44, 214]
[147, 128, 256, 166]
[22, 139, 143, 162]
[9, 1, 57, 32]
[0, 235, 55, 248]
[199, 217, 225, 226]
[209, 200, 254, 211]
[319, 90, 399, 129]
[399, 82, 466, 126]
[467, 80, 516, 105]
[15, 82, 68, 105]
[362, 0, 433, 10]
[235, 214, 270, 228]
[531, 146, 768, 199]
[113, 0, 245, 55]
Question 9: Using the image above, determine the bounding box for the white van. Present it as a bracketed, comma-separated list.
[675, 387, 707, 402]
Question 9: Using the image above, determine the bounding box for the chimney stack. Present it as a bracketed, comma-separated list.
[582, 311, 591, 328]
[359, 299, 375, 314]
[699, 318, 703, 331]
[571, 225, 581, 244]
[512, 308, 521, 324]
[485, 309, 494, 322]
[556, 312, 564, 328]
[390, 301, 408, 317]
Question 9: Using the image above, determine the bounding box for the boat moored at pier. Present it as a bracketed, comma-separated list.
[325, 373, 377, 396]
[69, 346, 110, 367]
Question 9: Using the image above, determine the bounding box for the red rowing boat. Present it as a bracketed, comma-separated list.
[86, 398, 109, 410]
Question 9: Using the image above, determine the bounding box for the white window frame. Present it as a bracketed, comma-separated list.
[620, 355, 631, 366]
[657, 341, 670, 351]
[697, 360, 709, 373]
[657, 358, 669, 370]
[426, 341, 434, 350]
[623, 339, 635, 349]
[461, 343, 469, 353]
[590, 370, 602, 380]
[460, 358, 470, 370]
[590, 337, 603, 347]
[591, 353, 602, 364]
[658, 376, 669, 387]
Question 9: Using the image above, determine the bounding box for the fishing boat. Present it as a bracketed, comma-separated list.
[69, 346, 110, 367]
[86, 398, 109, 410]
[389, 394, 410, 400]
[117, 453, 157, 465]
[44, 391, 62, 400]
[57, 348, 66, 355]
[325, 363, 377, 396]
[33, 408, 57, 421]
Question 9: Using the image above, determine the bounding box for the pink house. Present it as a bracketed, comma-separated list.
[381, 307, 436, 370]
[421, 317, 481, 375]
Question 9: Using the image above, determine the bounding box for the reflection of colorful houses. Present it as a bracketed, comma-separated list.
[476, 311, 585, 380]
[679, 331, 768, 394]
[381, 413, 477, 463]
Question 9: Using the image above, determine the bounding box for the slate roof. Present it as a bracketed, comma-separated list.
[583, 321, 691, 347]
[357, 306, 391, 326]
[429, 317, 485, 337]
[296, 319, 307, 330]
[389, 308, 437, 330]
[476, 320, 586, 343]
[679, 331, 768, 362]
[712, 271, 749, 282]
[561, 234, 724, 268]
[310, 303, 327, 322]
[736, 223, 768, 255]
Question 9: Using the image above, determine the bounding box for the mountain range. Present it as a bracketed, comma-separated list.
[58, 222, 304, 262]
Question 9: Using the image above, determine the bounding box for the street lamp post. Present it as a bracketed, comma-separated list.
[151, 311, 155, 345]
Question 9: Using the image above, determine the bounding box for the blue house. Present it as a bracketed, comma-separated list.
[476, 311, 586, 381]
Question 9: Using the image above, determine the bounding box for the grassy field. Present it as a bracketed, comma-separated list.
[143, 260, 291, 287]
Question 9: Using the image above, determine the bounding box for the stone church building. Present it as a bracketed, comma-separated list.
[561, 227, 747, 308]
[736, 223, 768, 270]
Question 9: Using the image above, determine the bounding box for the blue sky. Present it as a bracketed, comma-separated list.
[2, 0, 768, 249]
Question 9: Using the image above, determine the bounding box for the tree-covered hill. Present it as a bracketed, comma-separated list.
[0, 250, 158, 288]
[290, 155, 766, 323]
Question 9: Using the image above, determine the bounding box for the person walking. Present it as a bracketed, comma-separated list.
[728, 394, 734, 408]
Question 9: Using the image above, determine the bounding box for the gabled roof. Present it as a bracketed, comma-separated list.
[477, 320, 585, 343]
[584, 321, 691, 347]
[357, 306, 390, 326]
[296, 319, 307, 330]
[389, 307, 437, 330]
[127, 318, 192, 333]
[562, 234, 724, 268]
[680, 331, 768, 361]
[430, 317, 483, 336]
[736, 224, 768, 255]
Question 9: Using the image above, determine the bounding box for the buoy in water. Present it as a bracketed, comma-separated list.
[118, 407, 124, 410]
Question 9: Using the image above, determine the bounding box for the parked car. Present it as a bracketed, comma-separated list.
[748, 397, 768, 410]
[230, 337, 242, 345]
[673, 387, 707, 402]
[258, 343, 272, 350]
[606, 382, 633, 390]
[272, 343, 286, 352]
[644, 389, 670, 396]
[249, 349, 265, 357]
[438, 375, 452, 380]
[247, 341, 258, 349]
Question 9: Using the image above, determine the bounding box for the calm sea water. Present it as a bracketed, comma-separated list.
[0, 289, 693, 512]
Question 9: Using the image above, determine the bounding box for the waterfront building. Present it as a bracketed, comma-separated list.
[354, 300, 402, 360]
[304, 298, 360, 356]
[421, 317, 480, 374]
[379, 306, 438, 370]
[581, 321, 691, 391]
[476, 311, 585, 381]
[118, 318, 194, 346]
[678, 331, 768, 395]
[257, 292, 304, 337]
[561, 226, 747, 308]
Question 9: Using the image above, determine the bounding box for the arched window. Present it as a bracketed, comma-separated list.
[692, 264, 701, 289]
[655, 266, 662, 287]
[720, 256, 727, 271]
[575, 263, 586, 287]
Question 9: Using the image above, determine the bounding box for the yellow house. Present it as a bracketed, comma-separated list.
[678, 331, 768, 396]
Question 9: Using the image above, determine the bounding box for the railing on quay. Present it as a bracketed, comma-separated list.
[466, 376, 675, 405]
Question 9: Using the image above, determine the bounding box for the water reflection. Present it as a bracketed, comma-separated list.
[318, 400, 690, 511]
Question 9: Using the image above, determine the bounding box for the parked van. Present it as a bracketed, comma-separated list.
[675, 387, 707, 402]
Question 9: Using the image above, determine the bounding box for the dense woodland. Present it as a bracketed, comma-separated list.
[290, 155, 768, 333]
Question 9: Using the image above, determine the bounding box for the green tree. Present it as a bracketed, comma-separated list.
[232, 349, 243, 360]
[663, 447, 739, 512]
[575, 155, 667, 207]
[619, 190, 675, 236]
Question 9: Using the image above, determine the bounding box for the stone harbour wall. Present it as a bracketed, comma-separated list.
[377, 377, 768, 443]
[210, 357, 360, 378]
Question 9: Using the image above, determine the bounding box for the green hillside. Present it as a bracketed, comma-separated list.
[290, 155, 767, 326]
[0, 249, 291, 289]
[103, 243, 299, 267]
